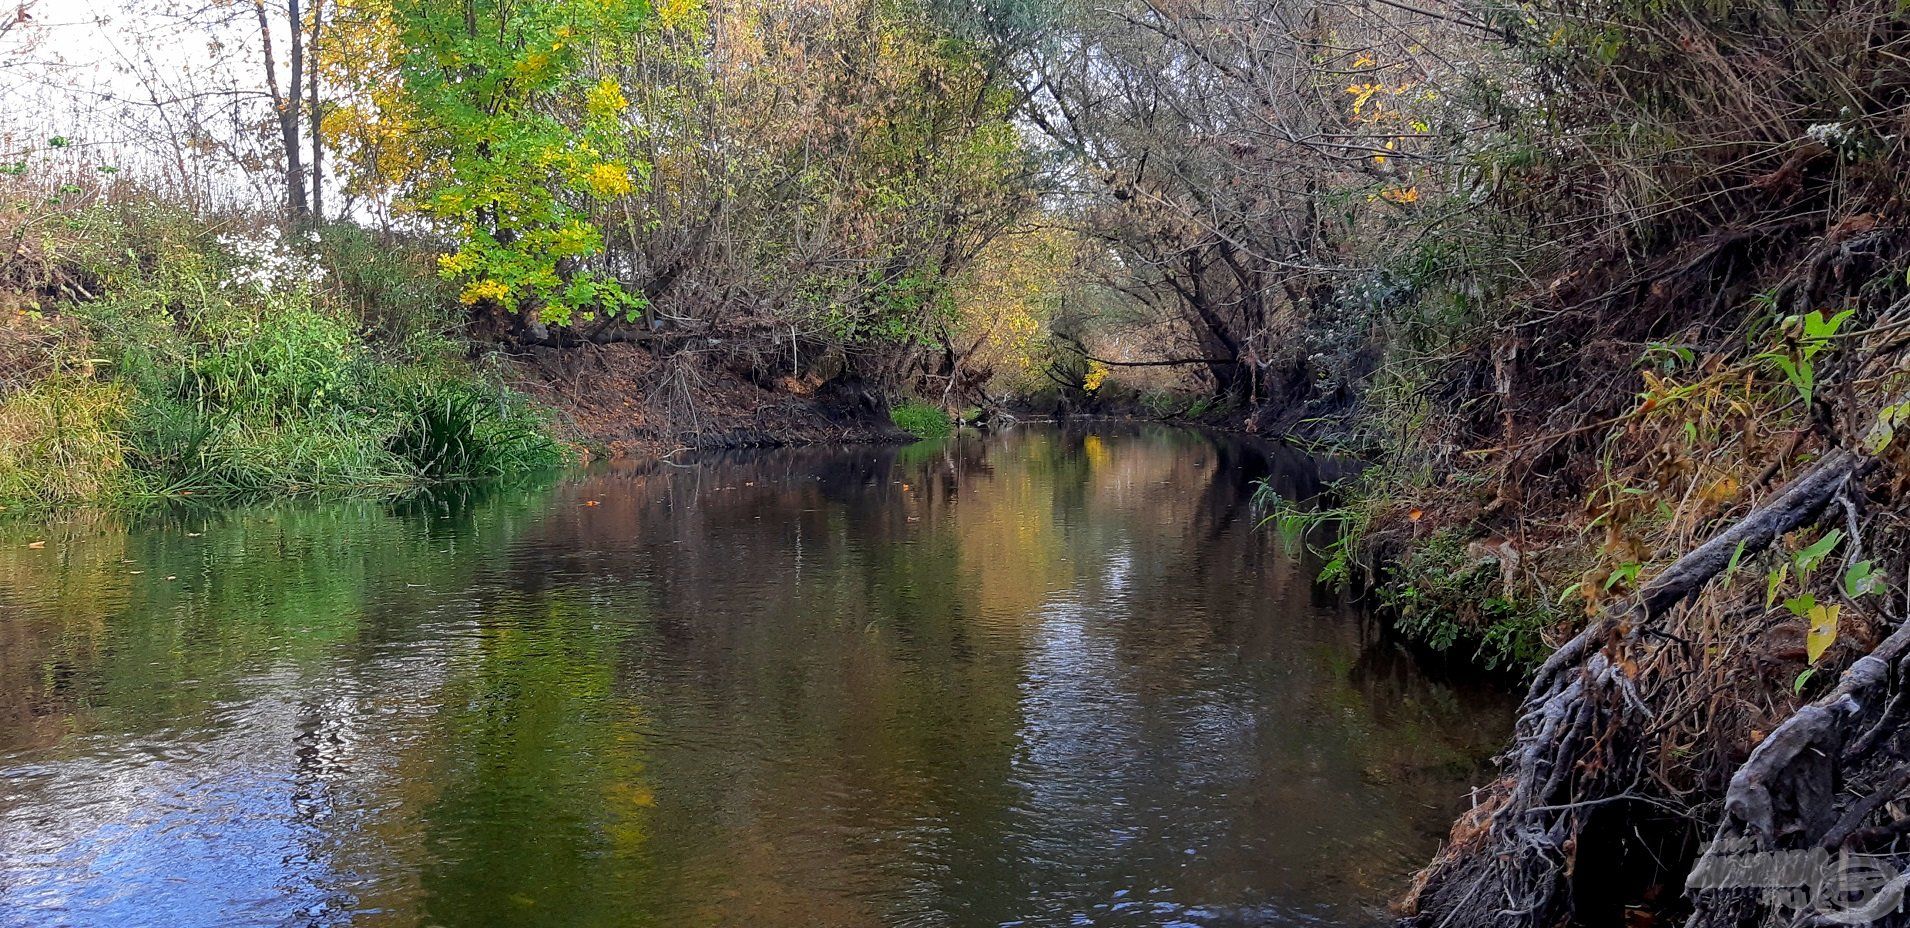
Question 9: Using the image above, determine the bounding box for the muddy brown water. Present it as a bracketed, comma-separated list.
[0, 424, 1510, 927]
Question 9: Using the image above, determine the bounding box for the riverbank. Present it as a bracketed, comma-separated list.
[0, 198, 916, 514]
[504, 340, 907, 460]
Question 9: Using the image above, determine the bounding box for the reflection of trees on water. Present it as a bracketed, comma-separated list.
[0, 427, 1508, 928]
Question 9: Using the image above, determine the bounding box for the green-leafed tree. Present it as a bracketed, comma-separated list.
[388, 0, 654, 335]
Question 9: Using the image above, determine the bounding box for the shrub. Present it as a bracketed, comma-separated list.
[315, 223, 459, 345]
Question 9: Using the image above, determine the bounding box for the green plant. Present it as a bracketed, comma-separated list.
[390, 0, 652, 327]
[389, 381, 563, 480]
[315, 224, 457, 344]
[0, 376, 131, 510]
[1380, 531, 1555, 672]
[0, 201, 568, 510]
[1754, 308, 1852, 408]
[890, 400, 952, 439]
[1256, 489, 1369, 588]
[1257, 472, 1554, 673]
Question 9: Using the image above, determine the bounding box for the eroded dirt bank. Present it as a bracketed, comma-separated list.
[507, 342, 908, 458]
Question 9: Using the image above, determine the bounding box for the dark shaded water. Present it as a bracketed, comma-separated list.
[0, 425, 1509, 927]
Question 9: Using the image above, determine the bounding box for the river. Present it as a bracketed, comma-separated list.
[0, 425, 1509, 927]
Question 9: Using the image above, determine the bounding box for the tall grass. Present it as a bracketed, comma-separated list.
[0, 192, 567, 512]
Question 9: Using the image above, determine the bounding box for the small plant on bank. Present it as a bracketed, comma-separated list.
[1378, 531, 1555, 672]
[1257, 472, 1555, 673]
[890, 400, 952, 439]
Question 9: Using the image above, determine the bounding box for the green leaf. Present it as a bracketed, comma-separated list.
[1844, 559, 1881, 598]
[1784, 593, 1817, 618]
[1803, 308, 1854, 343]
[1767, 563, 1791, 609]
[1794, 529, 1844, 577]
[1794, 667, 1817, 694]
[1605, 562, 1642, 591]
[1866, 418, 1896, 455]
[1724, 539, 1748, 579]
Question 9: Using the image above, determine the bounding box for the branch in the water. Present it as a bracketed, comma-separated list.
[1083, 355, 1234, 367]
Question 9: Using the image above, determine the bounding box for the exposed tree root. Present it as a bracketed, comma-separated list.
[1685, 605, 1910, 927]
[1400, 450, 1864, 928]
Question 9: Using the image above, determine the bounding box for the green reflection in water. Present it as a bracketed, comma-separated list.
[0, 425, 1511, 928]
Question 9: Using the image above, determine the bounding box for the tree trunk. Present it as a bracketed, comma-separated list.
[307, 0, 324, 224]
[254, 0, 308, 224]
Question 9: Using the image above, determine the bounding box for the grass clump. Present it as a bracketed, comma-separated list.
[890, 399, 952, 439]
[0, 200, 566, 512]
[0, 376, 132, 509]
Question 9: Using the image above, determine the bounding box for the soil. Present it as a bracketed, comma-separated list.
[505, 341, 908, 459]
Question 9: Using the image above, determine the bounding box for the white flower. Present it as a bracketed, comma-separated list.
[1806, 122, 1852, 147]
[218, 226, 327, 293]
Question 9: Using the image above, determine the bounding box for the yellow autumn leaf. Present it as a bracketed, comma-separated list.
[1345, 82, 1383, 116]
[586, 78, 628, 118]
[1702, 476, 1740, 504]
[1806, 603, 1841, 663]
[460, 279, 512, 306]
[581, 162, 635, 198]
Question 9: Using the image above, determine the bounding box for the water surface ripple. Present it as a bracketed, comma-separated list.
[0, 425, 1510, 927]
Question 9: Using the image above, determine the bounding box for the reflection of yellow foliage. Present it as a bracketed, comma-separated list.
[1082, 434, 1109, 470]
[605, 779, 656, 809]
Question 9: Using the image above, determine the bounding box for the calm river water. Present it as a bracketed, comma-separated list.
[0, 425, 1509, 927]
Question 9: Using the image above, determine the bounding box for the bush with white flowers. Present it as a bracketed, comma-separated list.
[216, 226, 327, 292]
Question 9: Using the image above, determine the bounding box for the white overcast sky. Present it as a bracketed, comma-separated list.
[4, 0, 300, 208]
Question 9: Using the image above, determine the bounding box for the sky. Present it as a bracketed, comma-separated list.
[4, 0, 303, 210]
